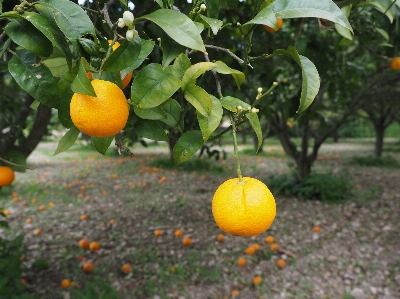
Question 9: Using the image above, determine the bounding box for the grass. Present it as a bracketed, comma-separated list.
[150, 156, 226, 173]
[350, 155, 400, 168]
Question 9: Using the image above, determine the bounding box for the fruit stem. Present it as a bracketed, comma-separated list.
[230, 114, 243, 182]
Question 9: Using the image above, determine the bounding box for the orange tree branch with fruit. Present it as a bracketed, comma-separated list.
[0, 0, 355, 235]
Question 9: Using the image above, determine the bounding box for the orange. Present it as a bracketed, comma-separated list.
[174, 229, 183, 237]
[21, 278, 27, 285]
[33, 228, 41, 235]
[89, 241, 100, 251]
[231, 290, 240, 296]
[237, 257, 246, 267]
[313, 226, 321, 233]
[252, 243, 261, 251]
[252, 276, 262, 285]
[217, 234, 224, 242]
[2, 209, 9, 216]
[277, 259, 286, 268]
[265, 236, 275, 244]
[38, 205, 45, 211]
[182, 237, 192, 246]
[154, 229, 163, 237]
[270, 243, 280, 251]
[70, 79, 129, 138]
[82, 262, 95, 272]
[80, 214, 87, 221]
[212, 177, 276, 236]
[0, 166, 15, 186]
[245, 246, 255, 255]
[61, 279, 70, 288]
[13, 196, 19, 202]
[25, 218, 32, 223]
[70, 281, 77, 287]
[78, 238, 90, 250]
[264, 19, 283, 33]
[108, 40, 133, 88]
[109, 219, 115, 225]
[390, 57, 400, 70]
[121, 263, 131, 274]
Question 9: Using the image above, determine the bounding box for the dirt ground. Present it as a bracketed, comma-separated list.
[1, 139, 399, 299]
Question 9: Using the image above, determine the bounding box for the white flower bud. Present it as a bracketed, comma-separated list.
[251, 108, 258, 113]
[237, 105, 243, 111]
[117, 18, 126, 28]
[123, 11, 134, 25]
[273, 81, 278, 86]
[257, 87, 262, 93]
[126, 29, 137, 41]
[200, 4, 206, 11]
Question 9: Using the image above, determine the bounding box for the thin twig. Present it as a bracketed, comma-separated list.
[0, 157, 34, 170]
[205, 44, 253, 68]
[203, 53, 223, 98]
[101, 0, 117, 28]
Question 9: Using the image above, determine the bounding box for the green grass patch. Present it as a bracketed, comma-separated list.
[240, 148, 287, 158]
[350, 155, 400, 168]
[150, 157, 225, 174]
[265, 171, 353, 202]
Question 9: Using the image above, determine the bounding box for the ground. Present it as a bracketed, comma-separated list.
[0, 138, 399, 299]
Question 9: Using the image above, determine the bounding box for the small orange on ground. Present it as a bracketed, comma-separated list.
[21, 201, 27, 206]
[245, 246, 256, 255]
[277, 259, 287, 268]
[313, 226, 322, 233]
[252, 276, 262, 285]
[237, 257, 246, 267]
[0, 166, 15, 186]
[70, 281, 77, 287]
[264, 19, 283, 33]
[182, 237, 192, 246]
[154, 229, 163, 237]
[61, 279, 70, 288]
[169, 266, 176, 272]
[121, 263, 131, 274]
[212, 177, 276, 237]
[390, 57, 400, 70]
[78, 238, 90, 250]
[80, 214, 87, 221]
[13, 197, 19, 202]
[2, 209, 9, 216]
[109, 219, 115, 225]
[231, 289, 240, 296]
[33, 228, 41, 235]
[217, 234, 224, 242]
[270, 243, 280, 251]
[70, 79, 129, 138]
[77, 255, 84, 262]
[158, 176, 167, 183]
[20, 255, 25, 261]
[25, 218, 32, 224]
[252, 243, 261, 251]
[48, 202, 54, 207]
[21, 278, 27, 285]
[82, 262, 95, 272]
[12, 191, 17, 197]
[265, 235, 275, 244]
[38, 205, 45, 211]
[31, 198, 37, 204]
[174, 229, 183, 237]
[89, 241, 100, 251]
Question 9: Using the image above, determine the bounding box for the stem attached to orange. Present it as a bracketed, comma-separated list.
[230, 114, 243, 182]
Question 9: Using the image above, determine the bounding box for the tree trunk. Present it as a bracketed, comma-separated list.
[374, 124, 385, 158]
[332, 130, 339, 143]
[17, 104, 52, 158]
[168, 130, 181, 160]
[296, 157, 312, 180]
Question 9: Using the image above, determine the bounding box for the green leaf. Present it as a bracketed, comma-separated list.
[91, 136, 114, 155]
[102, 39, 141, 72]
[71, 59, 96, 97]
[54, 126, 80, 155]
[8, 49, 59, 108]
[162, 32, 187, 68]
[42, 57, 69, 77]
[131, 63, 182, 109]
[5, 19, 52, 57]
[173, 130, 204, 164]
[184, 84, 213, 116]
[205, 0, 220, 18]
[197, 95, 223, 141]
[58, 66, 78, 128]
[181, 62, 214, 91]
[357, 0, 397, 23]
[212, 61, 245, 89]
[134, 120, 168, 142]
[121, 39, 155, 78]
[138, 9, 206, 52]
[242, 6, 276, 30]
[172, 53, 192, 80]
[1, 150, 27, 172]
[220, 96, 250, 112]
[334, 5, 353, 40]
[134, 106, 166, 120]
[246, 113, 262, 152]
[269, 0, 353, 33]
[35, 0, 95, 42]
[21, 12, 72, 69]
[273, 46, 320, 113]
[197, 15, 223, 35]
[375, 28, 389, 41]
[159, 98, 184, 130]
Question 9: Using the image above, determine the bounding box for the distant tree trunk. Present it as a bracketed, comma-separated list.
[17, 104, 52, 158]
[332, 130, 339, 143]
[374, 124, 385, 158]
[241, 130, 247, 144]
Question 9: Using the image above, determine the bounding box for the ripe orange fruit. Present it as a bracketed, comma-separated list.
[80, 214, 87, 221]
[61, 279, 70, 288]
[0, 166, 15, 186]
[78, 238, 90, 250]
[13, 196, 19, 202]
[154, 229, 163, 237]
[265, 236, 275, 244]
[89, 241, 100, 251]
[390, 57, 400, 70]
[245, 246, 256, 255]
[25, 218, 32, 224]
[21, 278, 27, 285]
[252, 276, 262, 285]
[48, 202, 54, 207]
[31, 198, 37, 204]
[231, 289, 240, 296]
[182, 237, 192, 246]
[82, 261, 95, 272]
[33, 228, 41, 235]
[212, 177, 276, 236]
[276, 259, 287, 268]
[217, 234, 224, 242]
[121, 263, 131, 274]
[70, 79, 129, 138]
[237, 257, 246, 267]
[38, 205, 45, 211]
[252, 243, 261, 251]
[313, 226, 322, 233]
[174, 229, 183, 237]
[270, 243, 280, 251]
[109, 219, 115, 225]
[2, 209, 9, 216]
[70, 281, 77, 287]
[264, 19, 283, 33]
